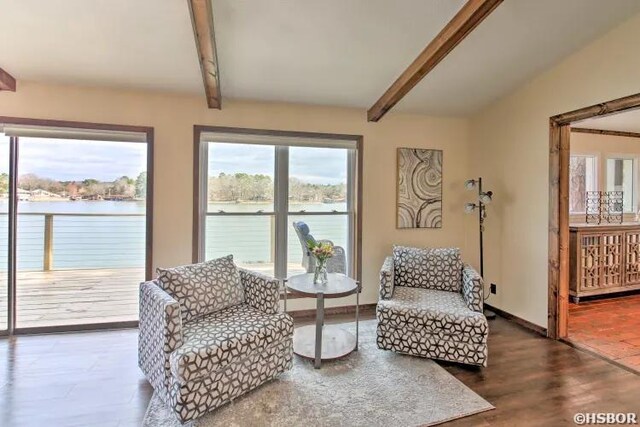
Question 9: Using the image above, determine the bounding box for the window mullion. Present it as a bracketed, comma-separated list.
[346, 148, 356, 278]
[274, 146, 289, 279]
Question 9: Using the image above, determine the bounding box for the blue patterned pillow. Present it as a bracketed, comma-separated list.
[392, 246, 462, 292]
[157, 255, 245, 323]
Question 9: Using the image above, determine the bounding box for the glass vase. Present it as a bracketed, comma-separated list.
[313, 259, 328, 284]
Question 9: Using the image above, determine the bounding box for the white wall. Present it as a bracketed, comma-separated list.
[0, 81, 476, 310]
[469, 12, 640, 327]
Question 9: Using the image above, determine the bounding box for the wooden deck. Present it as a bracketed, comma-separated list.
[12, 268, 144, 328]
[0, 263, 305, 329]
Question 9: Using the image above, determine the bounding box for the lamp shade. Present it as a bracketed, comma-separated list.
[479, 191, 493, 204]
[464, 179, 477, 190]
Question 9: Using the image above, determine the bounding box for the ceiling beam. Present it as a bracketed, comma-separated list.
[0, 67, 16, 92]
[188, 0, 221, 109]
[367, 0, 503, 122]
[571, 127, 640, 139]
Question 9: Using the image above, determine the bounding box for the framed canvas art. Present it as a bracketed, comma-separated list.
[397, 148, 442, 228]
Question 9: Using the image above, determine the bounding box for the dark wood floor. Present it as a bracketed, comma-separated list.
[0, 315, 638, 427]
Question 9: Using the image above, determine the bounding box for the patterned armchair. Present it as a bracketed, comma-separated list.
[376, 246, 488, 367]
[138, 255, 293, 423]
[292, 221, 347, 274]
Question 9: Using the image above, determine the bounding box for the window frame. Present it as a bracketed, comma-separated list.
[193, 126, 363, 282]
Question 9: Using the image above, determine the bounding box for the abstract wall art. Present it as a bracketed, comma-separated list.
[397, 148, 442, 229]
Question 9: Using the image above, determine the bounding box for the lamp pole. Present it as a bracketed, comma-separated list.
[478, 177, 484, 278]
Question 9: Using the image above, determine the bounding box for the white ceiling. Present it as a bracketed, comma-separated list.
[1, 0, 639, 116]
[0, 0, 201, 94]
[578, 109, 640, 134]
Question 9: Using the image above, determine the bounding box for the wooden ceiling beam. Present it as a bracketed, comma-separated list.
[367, 0, 503, 122]
[0, 67, 16, 92]
[188, 0, 221, 109]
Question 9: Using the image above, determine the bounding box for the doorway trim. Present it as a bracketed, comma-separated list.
[0, 116, 154, 335]
[547, 93, 640, 339]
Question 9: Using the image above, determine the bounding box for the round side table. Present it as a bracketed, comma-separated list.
[285, 273, 360, 369]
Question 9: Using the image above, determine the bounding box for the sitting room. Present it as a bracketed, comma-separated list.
[1, 1, 640, 426]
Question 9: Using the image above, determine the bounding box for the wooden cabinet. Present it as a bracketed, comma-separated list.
[570, 223, 640, 302]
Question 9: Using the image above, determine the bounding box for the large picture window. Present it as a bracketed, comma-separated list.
[194, 128, 361, 281]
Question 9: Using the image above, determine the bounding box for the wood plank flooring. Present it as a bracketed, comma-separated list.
[0, 315, 638, 426]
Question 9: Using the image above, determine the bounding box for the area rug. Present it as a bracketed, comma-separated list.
[143, 320, 493, 427]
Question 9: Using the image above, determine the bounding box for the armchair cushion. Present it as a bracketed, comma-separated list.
[157, 255, 244, 323]
[392, 246, 462, 292]
[377, 286, 487, 344]
[169, 304, 294, 385]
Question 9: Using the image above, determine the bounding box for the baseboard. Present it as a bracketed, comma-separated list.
[288, 303, 377, 320]
[485, 303, 547, 337]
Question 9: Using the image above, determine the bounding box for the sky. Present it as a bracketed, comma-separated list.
[0, 137, 348, 184]
[208, 143, 348, 185]
[0, 136, 146, 181]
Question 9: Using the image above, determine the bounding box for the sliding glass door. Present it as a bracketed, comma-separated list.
[0, 134, 9, 333]
[1, 120, 152, 333]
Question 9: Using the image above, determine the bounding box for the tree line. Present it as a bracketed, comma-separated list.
[0, 172, 147, 199]
[208, 173, 345, 203]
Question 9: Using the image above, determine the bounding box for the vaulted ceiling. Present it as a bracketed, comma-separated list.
[1, 0, 639, 116]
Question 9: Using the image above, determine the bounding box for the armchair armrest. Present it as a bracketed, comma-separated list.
[379, 256, 395, 300]
[239, 268, 281, 314]
[462, 263, 484, 312]
[138, 281, 183, 399]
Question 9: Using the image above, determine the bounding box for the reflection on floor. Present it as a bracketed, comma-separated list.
[568, 293, 640, 372]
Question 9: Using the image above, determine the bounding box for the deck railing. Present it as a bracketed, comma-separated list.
[0, 212, 146, 271]
[0, 211, 348, 272]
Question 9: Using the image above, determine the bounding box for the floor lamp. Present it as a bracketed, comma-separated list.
[464, 177, 496, 320]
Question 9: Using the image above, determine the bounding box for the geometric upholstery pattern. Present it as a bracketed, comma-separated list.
[377, 287, 487, 342]
[462, 263, 484, 313]
[139, 267, 293, 423]
[379, 256, 395, 300]
[292, 220, 347, 274]
[170, 304, 294, 384]
[392, 246, 462, 292]
[239, 267, 281, 315]
[169, 340, 292, 422]
[377, 247, 488, 367]
[376, 324, 488, 367]
[156, 255, 244, 323]
[138, 281, 183, 403]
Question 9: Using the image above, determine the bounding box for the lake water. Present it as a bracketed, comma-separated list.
[0, 200, 348, 273]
